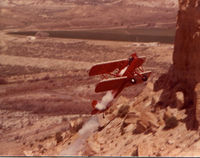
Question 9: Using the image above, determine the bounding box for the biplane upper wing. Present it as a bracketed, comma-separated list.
[95, 76, 128, 92]
[89, 59, 129, 76]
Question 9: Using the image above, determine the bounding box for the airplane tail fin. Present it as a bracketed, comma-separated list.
[91, 100, 102, 115]
[91, 100, 99, 115]
[91, 108, 99, 115]
[92, 100, 98, 108]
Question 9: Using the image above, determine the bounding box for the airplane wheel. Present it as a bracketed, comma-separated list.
[131, 78, 136, 84]
[142, 75, 148, 81]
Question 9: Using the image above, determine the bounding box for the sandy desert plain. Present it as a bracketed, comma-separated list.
[0, 0, 200, 156]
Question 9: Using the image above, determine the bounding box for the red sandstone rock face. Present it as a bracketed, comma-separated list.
[173, 0, 200, 83]
[195, 83, 200, 124]
[173, 0, 200, 126]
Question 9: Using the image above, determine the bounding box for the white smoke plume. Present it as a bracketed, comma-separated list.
[60, 61, 129, 155]
[79, 115, 99, 135]
[60, 116, 99, 156]
[95, 66, 128, 111]
[95, 91, 114, 110]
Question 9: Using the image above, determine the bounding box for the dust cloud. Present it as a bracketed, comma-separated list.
[96, 91, 114, 110]
[95, 66, 128, 111]
[59, 115, 99, 156]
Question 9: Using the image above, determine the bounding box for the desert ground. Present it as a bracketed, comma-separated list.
[0, 29, 174, 156]
[0, 0, 200, 156]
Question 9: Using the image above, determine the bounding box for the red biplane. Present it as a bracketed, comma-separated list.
[89, 53, 151, 115]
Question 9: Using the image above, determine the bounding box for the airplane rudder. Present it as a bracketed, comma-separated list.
[92, 100, 98, 108]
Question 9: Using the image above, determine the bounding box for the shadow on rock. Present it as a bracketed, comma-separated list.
[153, 66, 199, 130]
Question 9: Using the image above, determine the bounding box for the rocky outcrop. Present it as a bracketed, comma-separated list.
[173, 0, 200, 83]
[195, 83, 200, 123]
[173, 0, 200, 126]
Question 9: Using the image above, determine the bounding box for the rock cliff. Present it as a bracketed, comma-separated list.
[173, 0, 200, 83]
[173, 0, 200, 126]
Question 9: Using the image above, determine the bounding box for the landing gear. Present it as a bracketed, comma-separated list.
[142, 75, 148, 81]
[131, 78, 136, 84]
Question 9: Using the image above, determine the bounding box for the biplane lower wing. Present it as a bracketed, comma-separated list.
[95, 71, 151, 93]
[89, 59, 129, 76]
[95, 76, 128, 92]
